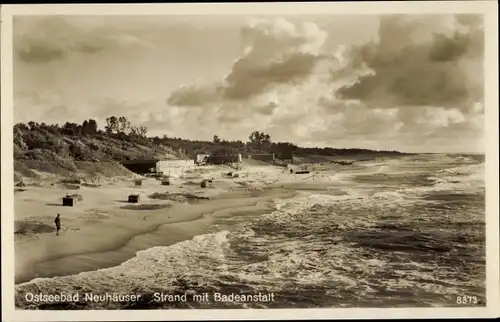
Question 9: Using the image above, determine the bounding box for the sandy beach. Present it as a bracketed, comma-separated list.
[14, 163, 327, 284]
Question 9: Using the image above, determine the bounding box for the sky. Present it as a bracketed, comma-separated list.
[12, 14, 484, 153]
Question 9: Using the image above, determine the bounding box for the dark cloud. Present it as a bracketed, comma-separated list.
[166, 84, 221, 107]
[223, 53, 320, 100]
[14, 16, 152, 64]
[428, 33, 469, 62]
[168, 18, 328, 106]
[256, 101, 279, 115]
[15, 40, 106, 63]
[71, 42, 106, 54]
[14, 17, 76, 63]
[16, 43, 65, 63]
[334, 15, 484, 110]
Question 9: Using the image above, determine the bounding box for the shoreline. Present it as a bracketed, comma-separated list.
[15, 184, 300, 285]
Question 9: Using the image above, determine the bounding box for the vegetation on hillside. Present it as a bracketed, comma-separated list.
[13, 116, 404, 180]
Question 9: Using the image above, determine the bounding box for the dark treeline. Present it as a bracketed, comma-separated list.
[13, 116, 404, 162]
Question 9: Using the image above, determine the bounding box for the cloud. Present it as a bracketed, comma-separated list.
[16, 43, 65, 63]
[333, 15, 484, 111]
[14, 16, 156, 63]
[167, 17, 328, 106]
[256, 101, 279, 115]
[304, 14, 485, 152]
[224, 52, 320, 100]
[166, 82, 222, 107]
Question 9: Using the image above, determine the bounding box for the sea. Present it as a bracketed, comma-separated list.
[14, 153, 486, 309]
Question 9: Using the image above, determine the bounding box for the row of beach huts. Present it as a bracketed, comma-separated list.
[59, 152, 294, 207]
[59, 175, 214, 207]
[120, 153, 293, 176]
[195, 152, 292, 166]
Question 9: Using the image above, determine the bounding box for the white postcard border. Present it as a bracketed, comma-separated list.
[1, 1, 498, 321]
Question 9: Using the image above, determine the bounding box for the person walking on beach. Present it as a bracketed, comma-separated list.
[54, 214, 61, 236]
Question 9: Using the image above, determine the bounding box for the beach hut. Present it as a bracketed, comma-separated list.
[62, 195, 78, 207]
[128, 194, 140, 203]
[201, 178, 214, 188]
[161, 177, 170, 186]
[134, 179, 143, 186]
[196, 153, 210, 165]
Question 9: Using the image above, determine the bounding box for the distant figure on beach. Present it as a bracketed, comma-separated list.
[290, 169, 293, 174]
[54, 214, 61, 236]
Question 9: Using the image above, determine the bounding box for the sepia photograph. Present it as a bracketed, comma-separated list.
[1, 1, 499, 321]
